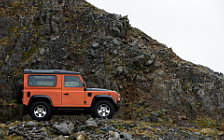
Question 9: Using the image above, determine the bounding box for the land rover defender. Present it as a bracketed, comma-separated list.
[18, 69, 121, 121]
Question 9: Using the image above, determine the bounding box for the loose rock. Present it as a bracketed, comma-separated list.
[52, 122, 74, 135]
[86, 118, 98, 128]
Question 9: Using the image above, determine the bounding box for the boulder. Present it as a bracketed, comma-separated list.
[52, 122, 74, 135]
[86, 118, 98, 128]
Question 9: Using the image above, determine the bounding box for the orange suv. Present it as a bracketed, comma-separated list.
[18, 69, 121, 121]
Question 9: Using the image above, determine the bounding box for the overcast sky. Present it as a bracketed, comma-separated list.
[87, 0, 224, 73]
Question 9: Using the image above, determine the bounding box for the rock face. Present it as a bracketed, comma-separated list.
[0, 0, 224, 120]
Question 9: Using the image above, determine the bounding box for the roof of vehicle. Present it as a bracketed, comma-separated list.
[24, 69, 81, 75]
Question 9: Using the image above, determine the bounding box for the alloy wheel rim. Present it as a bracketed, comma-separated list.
[97, 104, 110, 117]
[34, 105, 47, 118]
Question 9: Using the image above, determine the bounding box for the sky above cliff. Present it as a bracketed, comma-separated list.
[87, 0, 224, 73]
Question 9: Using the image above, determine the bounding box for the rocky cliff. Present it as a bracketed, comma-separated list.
[0, 0, 224, 122]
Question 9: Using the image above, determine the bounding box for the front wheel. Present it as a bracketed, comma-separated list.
[91, 100, 115, 119]
[29, 101, 52, 121]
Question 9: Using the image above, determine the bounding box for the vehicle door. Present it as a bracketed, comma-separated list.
[61, 75, 85, 106]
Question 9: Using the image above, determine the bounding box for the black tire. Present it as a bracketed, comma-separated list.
[91, 100, 115, 119]
[29, 101, 52, 121]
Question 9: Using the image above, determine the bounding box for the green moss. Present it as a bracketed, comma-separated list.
[11, 26, 22, 38]
[12, 70, 22, 76]
[0, 37, 10, 46]
[193, 118, 219, 128]
[32, 17, 42, 27]
[46, 128, 58, 138]
[110, 120, 163, 139]
[0, 99, 18, 106]
[0, 60, 3, 67]
[182, 83, 190, 91]
[0, 8, 6, 17]
[36, 122, 44, 127]
[10, 0, 24, 8]
[21, 46, 37, 62]
[6, 46, 15, 57]
[4, 135, 23, 140]
[7, 121, 22, 127]
[95, 129, 104, 134]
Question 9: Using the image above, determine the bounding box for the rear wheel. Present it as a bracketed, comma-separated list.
[29, 101, 52, 121]
[91, 100, 115, 119]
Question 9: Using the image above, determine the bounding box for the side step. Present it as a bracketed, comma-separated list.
[57, 107, 86, 111]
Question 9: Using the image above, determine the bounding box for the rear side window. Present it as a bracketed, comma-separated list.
[64, 76, 82, 87]
[28, 75, 56, 87]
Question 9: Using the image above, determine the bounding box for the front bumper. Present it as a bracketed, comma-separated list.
[115, 100, 122, 111]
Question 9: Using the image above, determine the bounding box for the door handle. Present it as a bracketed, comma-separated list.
[64, 93, 69, 95]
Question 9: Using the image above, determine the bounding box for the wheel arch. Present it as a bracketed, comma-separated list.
[28, 95, 53, 106]
[91, 95, 116, 106]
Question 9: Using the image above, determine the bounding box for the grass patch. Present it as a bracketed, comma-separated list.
[4, 135, 23, 140]
[193, 118, 219, 128]
[109, 119, 173, 138]
[0, 99, 18, 106]
[0, 37, 10, 46]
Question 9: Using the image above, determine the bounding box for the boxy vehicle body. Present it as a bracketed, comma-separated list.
[20, 69, 121, 121]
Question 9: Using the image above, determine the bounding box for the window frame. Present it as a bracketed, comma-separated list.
[64, 75, 83, 88]
[28, 75, 57, 87]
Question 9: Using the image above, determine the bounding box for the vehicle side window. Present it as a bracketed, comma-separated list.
[28, 75, 56, 87]
[64, 76, 83, 87]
